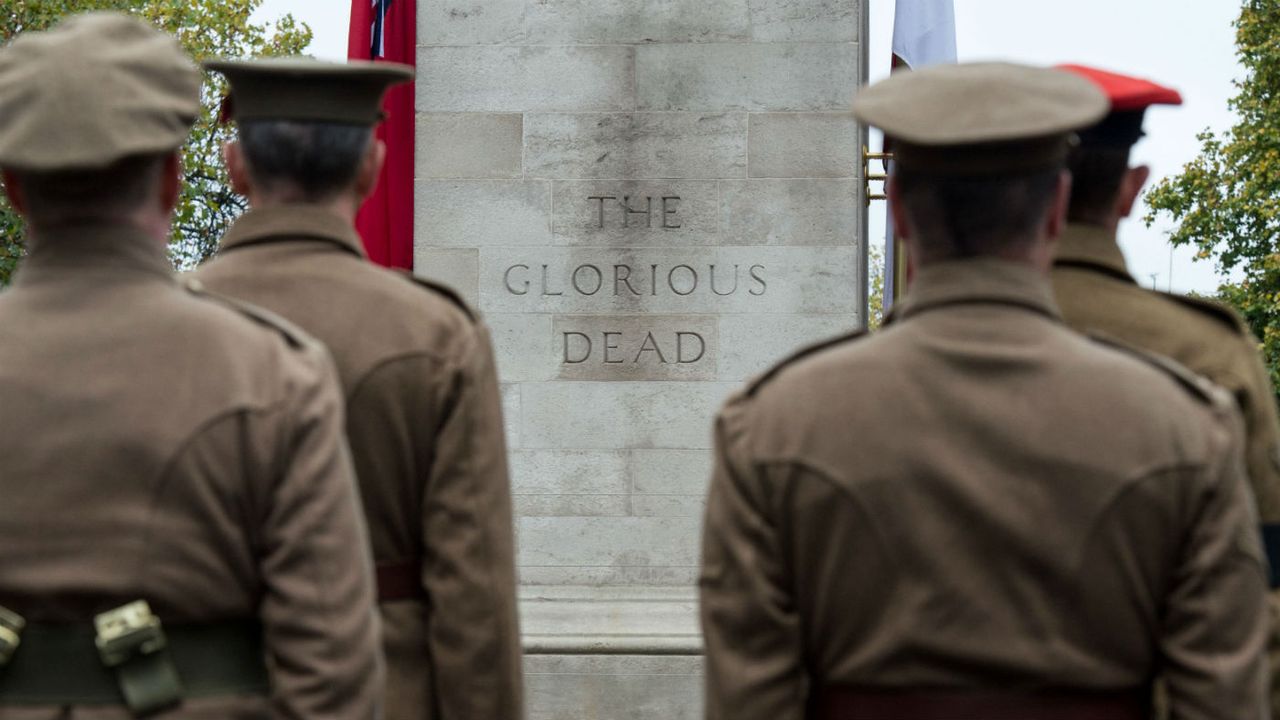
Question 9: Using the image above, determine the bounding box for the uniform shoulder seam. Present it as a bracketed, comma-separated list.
[1158, 291, 1249, 334]
[399, 272, 478, 323]
[1087, 330, 1218, 405]
[182, 278, 317, 351]
[746, 329, 868, 397]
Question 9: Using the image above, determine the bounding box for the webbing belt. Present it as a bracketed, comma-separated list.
[0, 620, 269, 705]
[377, 559, 427, 603]
[812, 687, 1148, 720]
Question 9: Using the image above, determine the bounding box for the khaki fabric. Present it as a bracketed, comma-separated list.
[700, 259, 1270, 720]
[194, 205, 522, 720]
[0, 13, 200, 171]
[0, 221, 382, 718]
[206, 58, 413, 126]
[1052, 221, 1280, 715]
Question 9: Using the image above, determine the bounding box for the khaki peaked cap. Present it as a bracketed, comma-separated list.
[0, 12, 200, 172]
[205, 58, 413, 126]
[854, 62, 1109, 175]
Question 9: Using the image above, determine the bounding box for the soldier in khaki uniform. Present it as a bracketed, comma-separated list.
[0, 14, 381, 719]
[194, 60, 522, 720]
[1050, 68, 1280, 713]
[699, 62, 1270, 720]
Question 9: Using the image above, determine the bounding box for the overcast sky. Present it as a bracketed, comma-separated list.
[255, 0, 1244, 294]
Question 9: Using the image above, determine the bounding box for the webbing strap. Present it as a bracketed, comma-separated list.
[0, 620, 268, 705]
[1263, 524, 1280, 589]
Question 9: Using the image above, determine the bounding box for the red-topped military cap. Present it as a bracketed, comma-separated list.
[1057, 64, 1181, 147]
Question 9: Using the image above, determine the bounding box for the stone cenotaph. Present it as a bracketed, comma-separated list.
[414, 1, 867, 715]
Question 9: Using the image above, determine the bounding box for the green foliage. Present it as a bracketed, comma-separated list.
[867, 241, 884, 330]
[0, 0, 311, 285]
[1144, 0, 1280, 388]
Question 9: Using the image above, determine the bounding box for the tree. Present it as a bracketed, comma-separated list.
[0, 0, 311, 286]
[1144, 0, 1280, 390]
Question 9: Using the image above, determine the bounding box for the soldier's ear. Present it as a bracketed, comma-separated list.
[223, 141, 252, 198]
[158, 152, 181, 215]
[355, 138, 386, 202]
[1, 170, 27, 215]
[1045, 169, 1072, 243]
[1115, 165, 1151, 220]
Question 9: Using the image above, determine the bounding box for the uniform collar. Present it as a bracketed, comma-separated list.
[888, 258, 1062, 324]
[220, 204, 366, 259]
[14, 220, 174, 286]
[1052, 223, 1134, 283]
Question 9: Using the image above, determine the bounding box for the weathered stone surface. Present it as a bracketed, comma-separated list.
[718, 314, 857, 380]
[720, 179, 861, 245]
[501, 382, 522, 449]
[413, 248, 479, 308]
[630, 449, 715, 496]
[636, 43, 858, 111]
[553, 181, 720, 246]
[521, 586, 700, 653]
[525, 654, 702, 720]
[487, 313, 556, 383]
[524, 113, 747, 180]
[631, 495, 706, 518]
[519, 516, 702, 567]
[516, 494, 631, 517]
[478, 247, 859, 315]
[510, 450, 631, 495]
[417, 46, 635, 113]
[749, 0, 860, 42]
[416, 113, 523, 179]
[518, 382, 734, 449]
[555, 315, 718, 381]
[526, 0, 750, 44]
[749, 113, 860, 178]
[415, 180, 552, 247]
[519, 565, 699, 588]
[418, 0, 526, 44]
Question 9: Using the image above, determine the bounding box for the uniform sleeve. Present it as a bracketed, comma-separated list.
[1161, 402, 1270, 720]
[699, 400, 806, 720]
[421, 323, 523, 720]
[1226, 338, 1280, 524]
[259, 346, 383, 720]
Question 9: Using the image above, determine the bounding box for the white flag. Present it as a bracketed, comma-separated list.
[892, 0, 957, 69]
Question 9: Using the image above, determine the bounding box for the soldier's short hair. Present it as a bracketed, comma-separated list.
[894, 166, 1062, 260]
[238, 120, 374, 203]
[1066, 144, 1132, 224]
[12, 152, 167, 226]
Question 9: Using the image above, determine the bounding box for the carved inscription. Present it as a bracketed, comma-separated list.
[503, 262, 766, 298]
[554, 316, 718, 381]
[587, 196, 683, 229]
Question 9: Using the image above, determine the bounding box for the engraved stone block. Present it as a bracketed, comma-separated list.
[524, 113, 747, 180]
[479, 247, 859, 315]
[418, 46, 635, 113]
[553, 181, 720, 246]
[418, 0, 526, 45]
[720, 179, 860, 245]
[416, 113, 523, 179]
[526, 0, 750, 44]
[636, 43, 858, 111]
[748, 112, 860, 178]
[415, 180, 552, 247]
[519, 382, 735, 449]
[749, 0, 860, 42]
[414, 248, 479, 308]
[554, 315, 718, 381]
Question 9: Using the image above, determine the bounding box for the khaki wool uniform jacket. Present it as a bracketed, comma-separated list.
[195, 205, 522, 720]
[0, 222, 382, 719]
[700, 259, 1270, 720]
[1052, 222, 1280, 713]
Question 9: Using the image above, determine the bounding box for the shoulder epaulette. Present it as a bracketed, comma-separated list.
[182, 278, 317, 350]
[746, 329, 868, 397]
[1159, 291, 1250, 334]
[400, 272, 478, 323]
[1087, 330, 1218, 404]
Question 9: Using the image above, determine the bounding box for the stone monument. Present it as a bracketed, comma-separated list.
[414, 1, 867, 716]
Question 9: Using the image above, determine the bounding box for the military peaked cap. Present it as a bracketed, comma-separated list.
[0, 12, 200, 172]
[853, 62, 1108, 175]
[1058, 64, 1183, 148]
[205, 58, 413, 126]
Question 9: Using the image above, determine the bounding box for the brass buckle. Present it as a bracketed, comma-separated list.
[94, 600, 166, 668]
[0, 605, 24, 667]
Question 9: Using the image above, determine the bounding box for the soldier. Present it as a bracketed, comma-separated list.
[0, 13, 381, 719]
[195, 59, 522, 720]
[1050, 69, 1280, 711]
[699, 62, 1269, 720]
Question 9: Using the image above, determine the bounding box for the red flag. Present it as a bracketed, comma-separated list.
[349, 0, 416, 270]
